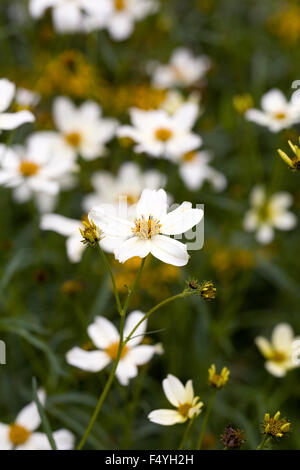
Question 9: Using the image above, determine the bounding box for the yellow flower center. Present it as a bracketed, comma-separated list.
[269, 350, 287, 364]
[273, 111, 287, 120]
[182, 151, 197, 162]
[64, 131, 82, 147]
[118, 193, 138, 205]
[132, 215, 162, 239]
[19, 160, 39, 177]
[105, 341, 128, 360]
[9, 423, 31, 446]
[155, 128, 173, 142]
[178, 403, 192, 417]
[114, 0, 126, 10]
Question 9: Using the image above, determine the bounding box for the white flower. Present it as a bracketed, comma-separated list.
[148, 374, 203, 426]
[243, 186, 297, 244]
[0, 390, 74, 450]
[117, 103, 201, 159]
[15, 88, 40, 109]
[0, 133, 77, 212]
[255, 323, 300, 377]
[53, 97, 118, 161]
[159, 89, 202, 116]
[0, 79, 34, 133]
[66, 311, 159, 385]
[89, 188, 203, 266]
[149, 48, 210, 89]
[245, 89, 300, 132]
[178, 150, 227, 192]
[83, 161, 166, 212]
[29, 0, 111, 33]
[100, 0, 159, 41]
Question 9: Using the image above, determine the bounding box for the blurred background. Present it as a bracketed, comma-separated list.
[0, 0, 299, 450]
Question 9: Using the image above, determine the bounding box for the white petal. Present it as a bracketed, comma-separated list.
[256, 225, 274, 244]
[53, 97, 75, 132]
[273, 212, 297, 230]
[89, 204, 132, 238]
[163, 374, 186, 407]
[255, 337, 273, 358]
[160, 202, 203, 235]
[136, 189, 168, 220]
[40, 214, 80, 237]
[150, 235, 189, 266]
[52, 429, 75, 450]
[29, 0, 57, 18]
[148, 409, 186, 426]
[107, 13, 134, 41]
[0, 424, 12, 450]
[0, 111, 34, 130]
[0, 79, 15, 112]
[173, 103, 199, 130]
[66, 234, 85, 263]
[114, 237, 151, 264]
[261, 89, 287, 113]
[125, 345, 156, 365]
[66, 347, 111, 372]
[16, 390, 46, 432]
[52, 4, 82, 33]
[124, 311, 146, 347]
[87, 316, 119, 349]
[265, 361, 287, 377]
[115, 360, 138, 385]
[184, 380, 194, 403]
[272, 323, 294, 352]
[270, 192, 293, 209]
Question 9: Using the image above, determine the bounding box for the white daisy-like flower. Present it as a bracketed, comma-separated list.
[29, 0, 111, 33]
[15, 88, 40, 110]
[0, 79, 34, 133]
[0, 133, 78, 212]
[149, 48, 210, 89]
[245, 89, 300, 132]
[89, 188, 203, 266]
[117, 103, 201, 159]
[82, 162, 166, 212]
[243, 185, 297, 244]
[148, 374, 203, 426]
[99, 0, 159, 41]
[66, 311, 159, 386]
[159, 89, 202, 116]
[178, 150, 227, 192]
[255, 323, 300, 377]
[0, 390, 74, 450]
[53, 97, 118, 161]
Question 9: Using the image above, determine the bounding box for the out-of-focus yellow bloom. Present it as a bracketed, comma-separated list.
[61, 280, 84, 297]
[208, 364, 230, 389]
[267, 6, 300, 44]
[233, 93, 254, 115]
[277, 139, 300, 171]
[210, 242, 254, 280]
[262, 411, 291, 438]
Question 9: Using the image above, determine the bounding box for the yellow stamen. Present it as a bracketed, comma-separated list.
[183, 151, 197, 162]
[114, 0, 126, 10]
[132, 215, 161, 239]
[178, 403, 192, 418]
[155, 128, 173, 142]
[64, 131, 81, 147]
[19, 161, 39, 177]
[9, 423, 31, 446]
[105, 341, 128, 360]
[273, 111, 286, 120]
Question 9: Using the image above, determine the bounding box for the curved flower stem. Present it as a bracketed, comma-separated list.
[122, 257, 146, 317]
[178, 417, 195, 450]
[77, 312, 126, 450]
[196, 389, 217, 450]
[96, 244, 122, 315]
[124, 290, 193, 345]
[256, 435, 270, 450]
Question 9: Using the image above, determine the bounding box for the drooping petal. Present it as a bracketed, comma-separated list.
[0, 111, 34, 130]
[66, 347, 111, 372]
[160, 202, 203, 235]
[265, 361, 287, 378]
[163, 374, 186, 407]
[148, 409, 186, 426]
[40, 214, 80, 237]
[124, 311, 146, 347]
[114, 237, 151, 264]
[150, 235, 189, 266]
[87, 316, 119, 349]
[115, 360, 138, 385]
[66, 233, 86, 263]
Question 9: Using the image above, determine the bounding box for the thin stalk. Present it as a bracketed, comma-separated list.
[196, 389, 217, 450]
[96, 244, 122, 315]
[178, 417, 195, 450]
[122, 257, 146, 316]
[256, 435, 270, 450]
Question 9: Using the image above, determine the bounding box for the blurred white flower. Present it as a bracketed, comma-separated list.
[53, 97, 118, 161]
[149, 48, 210, 89]
[243, 186, 297, 244]
[82, 161, 166, 212]
[245, 89, 300, 132]
[0, 79, 34, 133]
[0, 133, 78, 212]
[100, 0, 159, 41]
[15, 88, 40, 109]
[148, 374, 203, 426]
[159, 89, 202, 116]
[117, 103, 201, 159]
[0, 390, 74, 450]
[29, 0, 111, 33]
[255, 323, 300, 377]
[178, 150, 227, 192]
[90, 188, 203, 266]
[66, 311, 159, 385]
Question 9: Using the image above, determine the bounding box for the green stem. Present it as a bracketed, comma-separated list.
[77, 313, 126, 450]
[122, 257, 146, 317]
[196, 389, 217, 450]
[96, 244, 122, 315]
[178, 417, 195, 450]
[256, 435, 270, 450]
[124, 291, 192, 346]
